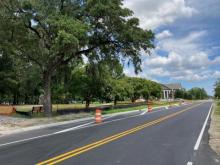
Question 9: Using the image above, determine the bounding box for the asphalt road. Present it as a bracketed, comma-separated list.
[0, 101, 213, 165]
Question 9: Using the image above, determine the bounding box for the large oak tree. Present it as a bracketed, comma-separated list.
[0, 0, 154, 116]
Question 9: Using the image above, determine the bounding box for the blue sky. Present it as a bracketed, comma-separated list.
[123, 0, 220, 95]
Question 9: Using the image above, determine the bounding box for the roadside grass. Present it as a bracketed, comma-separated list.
[15, 105, 34, 112]
[15, 103, 111, 113]
[214, 100, 220, 116]
[102, 101, 179, 115]
[209, 100, 220, 156]
[14, 101, 179, 113]
[102, 105, 146, 115]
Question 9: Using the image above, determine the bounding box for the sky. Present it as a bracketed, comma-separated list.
[123, 0, 220, 95]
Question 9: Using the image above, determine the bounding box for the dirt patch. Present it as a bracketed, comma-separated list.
[0, 113, 92, 135]
[209, 103, 220, 156]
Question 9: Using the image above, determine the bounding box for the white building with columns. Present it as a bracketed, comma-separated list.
[161, 83, 182, 100]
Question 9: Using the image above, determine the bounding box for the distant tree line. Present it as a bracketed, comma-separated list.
[175, 88, 208, 100]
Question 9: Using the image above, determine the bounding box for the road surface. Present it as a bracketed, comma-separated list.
[0, 101, 213, 165]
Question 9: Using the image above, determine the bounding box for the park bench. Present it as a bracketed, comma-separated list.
[32, 106, 44, 114]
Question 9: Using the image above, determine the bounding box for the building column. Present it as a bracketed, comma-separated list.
[165, 90, 167, 99]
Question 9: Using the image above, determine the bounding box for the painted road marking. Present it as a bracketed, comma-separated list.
[0, 103, 189, 148]
[194, 103, 213, 150]
[0, 123, 94, 148]
[54, 122, 94, 134]
[37, 102, 205, 165]
[0, 109, 161, 147]
[140, 110, 147, 115]
[0, 109, 153, 147]
[187, 162, 193, 165]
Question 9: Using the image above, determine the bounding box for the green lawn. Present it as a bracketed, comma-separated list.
[14, 101, 180, 113]
[215, 100, 220, 116]
[102, 105, 147, 115]
[15, 103, 113, 112]
[102, 101, 179, 115]
[15, 105, 35, 112]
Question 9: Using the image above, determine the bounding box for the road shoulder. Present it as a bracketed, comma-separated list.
[209, 101, 220, 155]
[194, 102, 220, 165]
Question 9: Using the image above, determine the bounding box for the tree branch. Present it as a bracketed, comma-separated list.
[61, 40, 120, 65]
[24, 20, 41, 38]
[12, 44, 43, 69]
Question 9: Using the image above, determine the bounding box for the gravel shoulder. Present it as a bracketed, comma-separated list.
[0, 113, 92, 135]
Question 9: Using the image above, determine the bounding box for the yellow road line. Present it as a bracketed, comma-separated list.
[37, 102, 203, 165]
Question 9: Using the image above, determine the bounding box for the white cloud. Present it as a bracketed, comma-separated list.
[140, 30, 220, 81]
[123, 66, 160, 82]
[156, 30, 173, 39]
[158, 30, 207, 54]
[213, 71, 220, 78]
[211, 56, 220, 65]
[123, 0, 220, 95]
[124, 0, 197, 29]
[124, 29, 220, 82]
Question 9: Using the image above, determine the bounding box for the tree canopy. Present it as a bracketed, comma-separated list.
[0, 0, 154, 116]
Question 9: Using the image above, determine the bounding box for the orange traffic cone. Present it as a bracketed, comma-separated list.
[95, 109, 102, 123]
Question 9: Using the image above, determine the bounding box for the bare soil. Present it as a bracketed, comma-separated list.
[0, 113, 92, 135]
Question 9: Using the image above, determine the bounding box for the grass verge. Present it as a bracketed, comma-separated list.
[214, 101, 220, 115]
[102, 102, 178, 115]
[209, 100, 220, 156]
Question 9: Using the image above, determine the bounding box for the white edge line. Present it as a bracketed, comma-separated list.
[187, 161, 193, 165]
[0, 122, 94, 147]
[141, 111, 147, 115]
[0, 133, 56, 147]
[194, 103, 213, 150]
[54, 122, 94, 133]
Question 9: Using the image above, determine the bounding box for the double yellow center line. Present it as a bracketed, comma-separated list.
[37, 103, 203, 165]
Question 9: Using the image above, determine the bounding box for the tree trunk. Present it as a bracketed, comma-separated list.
[85, 99, 90, 109]
[43, 73, 52, 117]
[114, 98, 117, 106]
[131, 98, 135, 103]
[13, 93, 17, 105]
[24, 94, 28, 104]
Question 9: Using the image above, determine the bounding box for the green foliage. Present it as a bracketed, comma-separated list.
[0, 0, 154, 72]
[175, 88, 208, 100]
[214, 79, 220, 99]
[123, 77, 161, 102]
[188, 87, 208, 100]
[0, 50, 41, 104]
[0, 0, 154, 115]
[175, 89, 186, 99]
[0, 52, 17, 99]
